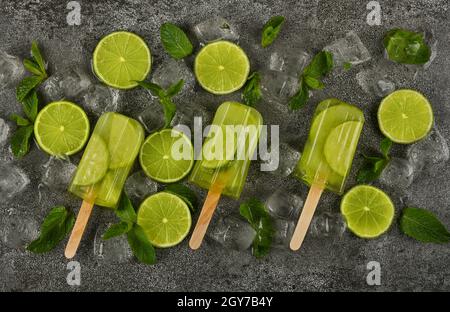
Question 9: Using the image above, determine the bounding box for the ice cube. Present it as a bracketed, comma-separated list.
[0, 163, 30, 200]
[262, 142, 301, 177]
[137, 99, 165, 133]
[83, 84, 120, 116]
[0, 214, 39, 249]
[151, 58, 195, 94]
[0, 117, 11, 149]
[269, 49, 310, 77]
[39, 75, 64, 102]
[324, 31, 371, 67]
[423, 30, 438, 69]
[271, 219, 295, 249]
[93, 223, 133, 264]
[124, 171, 158, 205]
[260, 70, 299, 102]
[41, 156, 77, 191]
[356, 68, 395, 97]
[0, 50, 25, 89]
[266, 189, 304, 220]
[171, 105, 213, 134]
[378, 157, 414, 190]
[208, 215, 256, 251]
[193, 16, 239, 44]
[407, 127, 449, 174]
[309, 212, 347, 238]
[60, 67, 93, 98]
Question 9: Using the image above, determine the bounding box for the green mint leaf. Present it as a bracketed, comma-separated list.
[384, 29, 431, 65]
[127, 224, 156, 264]
[27, 206, 75, 253]
[160, 23, 193, 59]
[303, 51, 334, 79]
[31, 41, 47, 77]
[242, 72, 262, 107]
[356, 155, 388, 183]
[380, 137, 392, 158]
[288, 78, 309, 110]
[303, 75, 324, 90]
[136, 80, 166, 98]
[10, 125, 33, 158]
[16, 75, 44, 103]
[159, 97, 177, 128]
[343, 62, 352, 70]
[165, 184, 198, 212]
[115, 193, 137, 224]
[261, 16, 285, 48]
[23, 59, 43, 76]
[21, 90, 39, 122]
[10, 114, 30, 126]
[102, 221, 133, 240]
[166, 79, 184, 98]
[239, 198, 274, 258]
[400, 207, 450, 243]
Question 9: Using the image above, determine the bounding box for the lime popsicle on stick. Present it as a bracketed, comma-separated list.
[290, 99, 364, 250]
[65, 113, 144, 258]
[188, 101, 263, 249]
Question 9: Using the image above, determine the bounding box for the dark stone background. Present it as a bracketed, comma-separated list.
[0, 0, 449, 291]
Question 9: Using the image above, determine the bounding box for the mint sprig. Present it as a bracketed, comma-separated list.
[239, 198, 274, 258]
[261, 16, 285, 48]
[160, 23, 193, 59]
[137, 79, 184, 128]
[288, 51, 333, 110]
[400, 207, 450, 243]
[357, 137, 392, 183]
[242, 72, 262, 107]
[27, 206, 75, 253]
[165, 183, 198, 212]
[384, 29, 431, 65]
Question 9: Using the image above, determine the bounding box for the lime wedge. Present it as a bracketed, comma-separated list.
[140, 129, 194, 183]
[72, 134, 109, 186]
[137, 192, 191, 248]
[341, 185, 395, 238]
[194, 41, 250, 94]
[324, 121, 364, 176]
[378, 89, 433, 144]
[34, 101, 90, 157]
[93, 31, 151, 89]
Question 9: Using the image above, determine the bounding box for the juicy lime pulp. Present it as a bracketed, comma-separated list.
[93, 31, 152, 89]
[137, 192, 191, 248]
[341, 185, 395, 238]
[194, 41, 250, 94]
[34, 101, 90, 157]
[378, 89, 433, 144]
[140, 129, 194, 183]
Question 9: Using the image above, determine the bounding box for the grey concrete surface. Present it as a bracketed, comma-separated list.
[0, 0, 449, 291]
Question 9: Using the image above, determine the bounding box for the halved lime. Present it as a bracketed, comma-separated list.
[194, 41, 250, 94]
[34, 101, 90, 156]
[378, 89, 433, 144]
[341, 185, 395, 238]
[140, 129, 194, 183]
[137, 192, 191, 248]
[324, 121, 364, 176]
[93, 31, 152, 89]
[72, 134, 109, 186]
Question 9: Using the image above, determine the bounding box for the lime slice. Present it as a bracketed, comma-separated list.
[137, 192, 191, 248]
[93, 31, 151, 89]
[341, 185, 395, 238]
[140, 129, 194, 183]
[72, 134, 109, 186]
[34, 101, 90, 156]
[201, 125, 237, 169]
[378, 89, 433, 144]
[324, 121, 364, 176]
[194, 41, 250, 94]
[107, 114, 143, 169]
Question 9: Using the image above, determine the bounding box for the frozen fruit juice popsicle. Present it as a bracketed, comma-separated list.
[189, 101, 263, 249]
[65, 112, 144, 258]
[290, 99, 364, 250]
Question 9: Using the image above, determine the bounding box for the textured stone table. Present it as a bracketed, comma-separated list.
[0, 0, 449, 291]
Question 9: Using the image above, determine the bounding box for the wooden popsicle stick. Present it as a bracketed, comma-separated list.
[189, 189, 222, 250]
[65, 200, 94, 259]
[290, 184, 324, 251]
